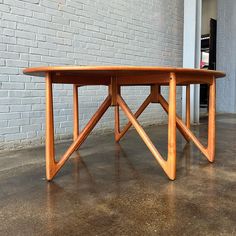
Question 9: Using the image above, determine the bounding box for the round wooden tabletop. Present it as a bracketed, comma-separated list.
[23, 66, 226, 78]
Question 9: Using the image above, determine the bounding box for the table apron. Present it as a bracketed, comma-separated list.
[51, 72, 214, 86]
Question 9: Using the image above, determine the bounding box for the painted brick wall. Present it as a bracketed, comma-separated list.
[0, 0, 184, 150]
[216, 0, 236, 113]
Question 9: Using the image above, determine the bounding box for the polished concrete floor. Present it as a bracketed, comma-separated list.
[0, 114, 235, 235]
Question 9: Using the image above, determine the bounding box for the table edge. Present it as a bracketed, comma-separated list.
[23, 66, 226, 78]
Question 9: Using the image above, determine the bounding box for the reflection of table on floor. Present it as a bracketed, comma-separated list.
[23, 66, 225, 181]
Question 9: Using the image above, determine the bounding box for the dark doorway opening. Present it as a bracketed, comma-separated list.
[200, 18, 217, 113]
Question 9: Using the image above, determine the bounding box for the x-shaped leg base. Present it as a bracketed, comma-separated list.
[45, 72, 215, 181]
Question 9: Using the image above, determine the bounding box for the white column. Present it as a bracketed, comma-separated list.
[182, 0, 202, 123]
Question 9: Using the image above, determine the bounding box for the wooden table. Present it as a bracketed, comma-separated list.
[23, 66, 225, 181]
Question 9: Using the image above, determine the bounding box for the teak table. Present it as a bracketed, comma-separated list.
[23, 66, 225, 181]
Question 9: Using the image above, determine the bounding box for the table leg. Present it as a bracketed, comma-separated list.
[207, 77, 216, 162]
[186, 84, 191, 130]
[167, 73, 177, 180]
[45, 74, 111, 180]
[73, 85, 79, 141]
[45, 72, 56, 180]
[114, 85, 121, 142]
[115, 106, 120, 141]
[116, 73, 177, 180]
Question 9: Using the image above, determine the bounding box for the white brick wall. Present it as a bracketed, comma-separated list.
[0, 0, 184, 150]
[216, 0, 236, 113]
